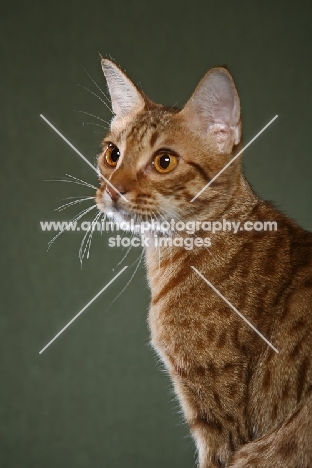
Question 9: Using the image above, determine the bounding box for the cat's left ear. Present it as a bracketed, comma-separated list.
[101, 59, 145, 119]
[181, 67, 241, 153]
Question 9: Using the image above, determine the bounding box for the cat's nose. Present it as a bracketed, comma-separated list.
[105, 183, 127, 201]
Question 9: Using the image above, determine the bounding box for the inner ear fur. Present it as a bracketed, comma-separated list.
[181, 67, 241, 153]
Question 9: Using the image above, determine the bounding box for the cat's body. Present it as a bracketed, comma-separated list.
[147, 202, 312, 467]
[96, 59, 312, 467]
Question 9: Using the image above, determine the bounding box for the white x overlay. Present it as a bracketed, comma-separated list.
[40, 111, 279, 355]
[40, 114, 129, 203]
[39, 266, 128, 354]
[191, 266, 279, 353]
[190, 115, 278, 202]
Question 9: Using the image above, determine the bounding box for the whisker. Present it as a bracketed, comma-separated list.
[54, 197, 95, 212]
[100, 212, 107, 236]
[79, 211, 101, 264]
[160, 206, 212, 257]
[82, 122, 107, 130]
[157, 209, 178, 237]
[106, 248, 145, 310]
[82, 67, 111, 105]
[79, 221, 92, 264]
[45, 178, 96, 190]
[115, 236, 135, 267]
[66, 174, 98, 190]
[62, 195, 96, 200]
[47, 205, 97, 250]
[45, 174, 98, 191]
[78, 84, 112, 113]
[160, 207, 199, 240]
[86, 211, 102, 260]
[79, 213, 94, 263]
[73, 109, 109, 124]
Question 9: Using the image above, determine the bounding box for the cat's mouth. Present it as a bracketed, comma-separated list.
[103, 206, 173, 235]
[96, 188, 177, 235]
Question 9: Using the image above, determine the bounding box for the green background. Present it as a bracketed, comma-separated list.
[1, 1, 312, 467]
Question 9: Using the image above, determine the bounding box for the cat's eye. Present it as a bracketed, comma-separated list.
[105, 143, 120, 167]
[153, 153, 178, 173]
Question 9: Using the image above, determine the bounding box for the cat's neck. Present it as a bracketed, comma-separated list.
[210, 174, 257, 219]
[144, 175, 258, 280]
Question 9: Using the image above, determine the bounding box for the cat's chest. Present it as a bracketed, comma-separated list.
[145, 241, 267, 377]
[147, 258, 234, 369]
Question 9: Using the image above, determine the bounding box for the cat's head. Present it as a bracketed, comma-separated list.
[96, 59, 242, 231]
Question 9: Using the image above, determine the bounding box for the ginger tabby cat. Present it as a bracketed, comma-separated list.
[96, 59, 312, 467]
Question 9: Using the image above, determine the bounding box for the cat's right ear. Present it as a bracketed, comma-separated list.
[101, 59, 145, 119]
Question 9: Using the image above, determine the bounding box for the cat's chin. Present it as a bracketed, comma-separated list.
[101, 207, 172, 235]
[106, 208, 132, 226]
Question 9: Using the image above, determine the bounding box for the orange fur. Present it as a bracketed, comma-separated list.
[97, 59, 312, 467]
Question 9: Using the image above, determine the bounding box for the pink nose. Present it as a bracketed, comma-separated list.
[105, 184, 127, 201]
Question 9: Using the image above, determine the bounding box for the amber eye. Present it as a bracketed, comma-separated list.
[105, 143, 120, 167]
[153, 153, 178, 173]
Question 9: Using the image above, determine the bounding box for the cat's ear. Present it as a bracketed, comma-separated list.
[181, 67, 241, 153]
[101, 59, 145, 118]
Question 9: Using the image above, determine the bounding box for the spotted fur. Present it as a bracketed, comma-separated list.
[96, 59, 312, 467]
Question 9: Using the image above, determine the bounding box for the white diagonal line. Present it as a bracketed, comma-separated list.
[40, 114, 129, 203]
[39, 266, 128, 354]
[191, 266, 279, 353]
[190, 115, 278, 202]
[40, 114, 98, 172]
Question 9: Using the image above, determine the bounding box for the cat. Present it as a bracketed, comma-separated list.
[95, 58, 312, 467]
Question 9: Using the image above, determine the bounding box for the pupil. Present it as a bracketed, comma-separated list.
[111, 147, 120, 162]
[160, 155, 170, 169]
